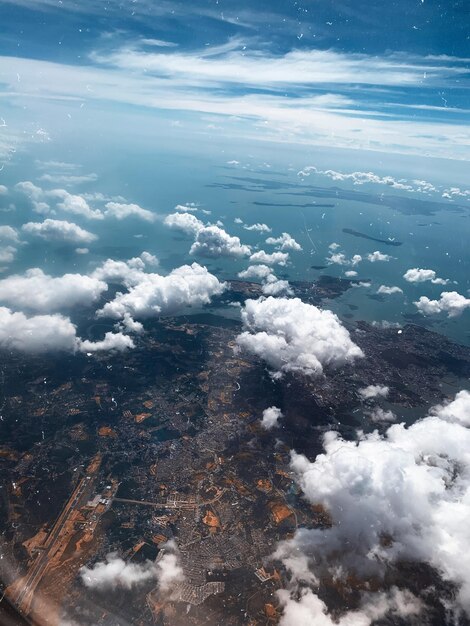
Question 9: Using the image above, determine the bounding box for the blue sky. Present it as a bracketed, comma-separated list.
[0, 0, 469, 165]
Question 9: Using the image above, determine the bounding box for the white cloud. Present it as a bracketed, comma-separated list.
[277, 587, 421, 626]
[0, 185, 7, 195]
[49, 189, 104, 220]
[442, 187, 470, 200]
[0, 268, 107, 312]
[79, 331, 134, 353]
[139, 251, 159, 266]
[22, 219, 97, 244]
[15, 181, 104, 220]
[344, 270, 357, 278]
[114, 313, 144, 335]
[0, 246, 16, 264]
[236, 297, 363, 377]
[266, 232, 302, 251]
[358, 384, 389, 399]
[403, 268, 449, 285]
[15, 180, 43, 201]
[237, 264, 292, 295]
[0, 306, 133, 353]
[261, 274, 293, 296]
[327, 251, 362, 267]
[0, 307, 79, 352]
[238, 264, 273, 280]
[298, 166, 440, 197]
[249, 250, 289, 266]
[414, 291, 470, 317]
[243, 222, 272, 233]
[377, 285, 403, 295]
[80, 555, 159, 590]
[367, 407, 396, 423]
[190, 225, 251, 258]
[2, 51, 469, 160]
[276, 390, 470, 614]
[38, 173, 98, 185]
[15, 180, 154, 223]
[261, 406, 283, 430]
[164, 211, 204, 235]
[97, 262, 226, 320]
[75, 247, 89, 254]
[104, 201, 156, 222]
[155, 541, 185, 594]
[431, 390, 470, 426]
[80, 541, 183, 592]
[174, 203, 199, 212]
[367, 250, 392, 262]
[0, 226, 19, 243]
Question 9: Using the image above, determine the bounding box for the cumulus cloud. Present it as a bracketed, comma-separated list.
[15, 180, 43, 201]
[367, 250, 392, 262]
[275, 390, 470, 615]
[104, 201, 156, 222]
[237, 264, 291, 295]
[377, 285, 403, 295]
[49, 189, 104, 220]
[277, 587, 421, 626]
[0, 268, 107, 312]
[114, 313, 144, 334]
[266, 232, 302, 251]
[0, 307, 133, 354]
[359, 384, 389, 399]
[238, 264, 273, 280]
[22, 219, 97, 244]
[261, 406, 283, 429]
[0, 226, 19, 243]
[327, 252, 362, 267]
[404, 268, 449, 285]
[236, 297, 363, 377]
[431, 390, 470, 426]
[0, 307, 79, 352]
[97, 262, 226, 320]
[92, 255, 150, 286]
[298, 165, 438, 196]
[174, 203, 199, 212]
[414, 291, 470, 317]
[164, 211, 204, 235]
[0, 246, 16, 264]
[80, 555, 159, 590]
[80, 541, 183, 592]
[16, 180, 154, 222]
[164, 212, 250, 258]
[344, 270, 357, 277]
[243, 222, 272, 233]
[155, 540, 185, 593]
[261, 274, 293, 296]
[190, 225, 251, 258]
[79, 332, 134, 353]
[249, 250, 289, 266]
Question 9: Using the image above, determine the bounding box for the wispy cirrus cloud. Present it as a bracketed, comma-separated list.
[0, 37, 469, 159]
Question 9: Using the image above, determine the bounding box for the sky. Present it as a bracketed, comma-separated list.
[0, 0, 469, 164]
